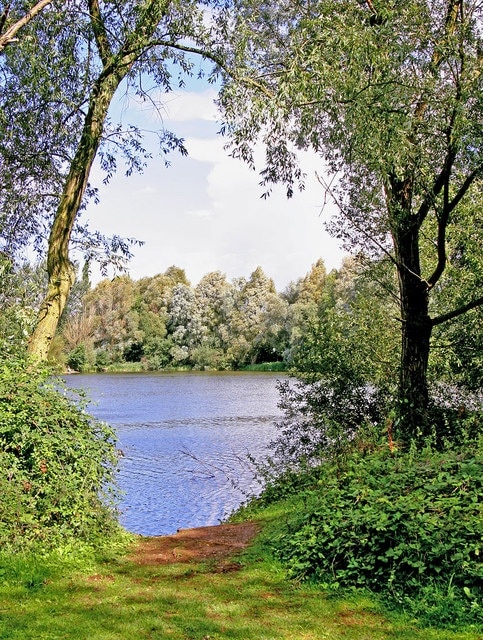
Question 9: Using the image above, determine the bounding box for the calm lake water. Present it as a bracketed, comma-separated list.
[63, 372, 284, 536]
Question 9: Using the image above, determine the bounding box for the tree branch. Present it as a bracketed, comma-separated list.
[426, 165, 482, 290]
[432, 295, 483, 326]
[415, 147, 455, 227]
[148, 38, 275, 98]
[88, 0, 112, 67]
[447, 165, 483, 215]
[0, 0, 51, 51]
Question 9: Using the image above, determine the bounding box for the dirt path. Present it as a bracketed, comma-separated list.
[130, 522, 261, 569]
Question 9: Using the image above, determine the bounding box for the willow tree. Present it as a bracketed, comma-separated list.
[218, 0, 483, 443]
[0, 0, 219, 360]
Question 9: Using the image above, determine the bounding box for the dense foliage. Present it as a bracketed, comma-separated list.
[0, 355, 120, 550]
[218, 0, 483, 439]
[244, 442, 483, 629]
[56, 264, 292, 371]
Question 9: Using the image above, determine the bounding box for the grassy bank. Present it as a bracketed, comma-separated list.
[0, 519, 480, 640]
[69, 362, 287, 374]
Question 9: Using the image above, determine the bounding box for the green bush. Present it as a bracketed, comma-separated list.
[66, 343, 88, 372]
[0, 356, 121, 550]
[273, 446, 483, 627]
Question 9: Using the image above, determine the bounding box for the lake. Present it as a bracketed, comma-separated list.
[63, 372, 284, 536]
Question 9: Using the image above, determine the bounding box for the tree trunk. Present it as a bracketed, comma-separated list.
[397, 256, 433, 443]
[389, 180, 433, 444]
[27, 0, 174, 360]
[27, 73, 128, 360]
[27, 257, 76, 362]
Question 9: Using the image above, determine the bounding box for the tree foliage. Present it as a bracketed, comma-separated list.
[0, 0, 225, 360]
[217, 0, 483, 443]
[58, 264, 291, 371]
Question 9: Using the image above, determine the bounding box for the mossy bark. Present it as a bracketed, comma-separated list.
[28, 1, 172, 360]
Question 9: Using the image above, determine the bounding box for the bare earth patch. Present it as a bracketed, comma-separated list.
[130, 522, 261, 568]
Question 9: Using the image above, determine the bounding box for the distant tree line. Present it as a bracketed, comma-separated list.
[41, 256, 479, 395]
[57, 261, 323, 372]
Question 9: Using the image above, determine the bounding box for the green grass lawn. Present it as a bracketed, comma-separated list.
[0, 530, 480, 640]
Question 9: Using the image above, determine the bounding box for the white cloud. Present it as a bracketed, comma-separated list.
[131, 89, 219, 125]
[186, 208, 215, 218]
[85, 88, 346, 290]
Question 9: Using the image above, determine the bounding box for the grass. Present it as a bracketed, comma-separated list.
[0, 521, 481, 640]
[242, 362, 287, 372]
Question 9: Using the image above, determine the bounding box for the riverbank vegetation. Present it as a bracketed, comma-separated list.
[1, 255, 481, 636]
[0, 514, 481, 640]
[1, 1, 482, 637]
[0, 354, 123, 553]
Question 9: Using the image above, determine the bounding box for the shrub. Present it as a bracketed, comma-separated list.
[266, 378, 387, 472]
[0, 356, 121, 550]
[66, 343, 88, 372]
[273, 446, 483, 627]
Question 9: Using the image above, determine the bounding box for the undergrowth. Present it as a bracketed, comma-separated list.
[0, 355, 123, 551]
[237, 443, 483, 631]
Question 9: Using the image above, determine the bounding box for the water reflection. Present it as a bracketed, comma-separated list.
[63, 372, 284, 535]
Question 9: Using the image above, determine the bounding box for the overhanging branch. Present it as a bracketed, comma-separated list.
[432, 295, 483, 326]
[148, 38, 275, 98]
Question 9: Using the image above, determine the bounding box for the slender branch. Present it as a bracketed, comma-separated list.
[426, 165, 482, 289]
[316, 171, 399, 269]
[432, 295, 483, 326]
[148, 38, 275, 98]
[446, 165, 483, 215]
[426, 160, 452, 288]
[0, 0, 51, 51]
[363, 0, 378, 15]
[415, 148, 455, 226]
[88, 0, 112, 67]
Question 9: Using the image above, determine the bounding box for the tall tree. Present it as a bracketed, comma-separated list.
[218, 0, 483, 442]
[227, 266, 287, 365]
[0, 1, 220, 360]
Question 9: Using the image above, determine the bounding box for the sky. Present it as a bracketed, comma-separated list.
[85, 83, 346, 292]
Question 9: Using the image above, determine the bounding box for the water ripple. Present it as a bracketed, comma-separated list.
[64, 372, 284, 535]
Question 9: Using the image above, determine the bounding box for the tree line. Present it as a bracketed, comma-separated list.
[38, 255, 475, 398]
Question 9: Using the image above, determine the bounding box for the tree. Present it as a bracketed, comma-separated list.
[191, 271, 234, 368]
[226, 266, 287, 366]
[0, 1, 221, 361]
[167, 282, 203, 363]
[84, 275, 139, 361]
[218, 0, 483, 443]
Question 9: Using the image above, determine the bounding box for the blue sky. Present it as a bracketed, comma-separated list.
[85, 83, 345, 291]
